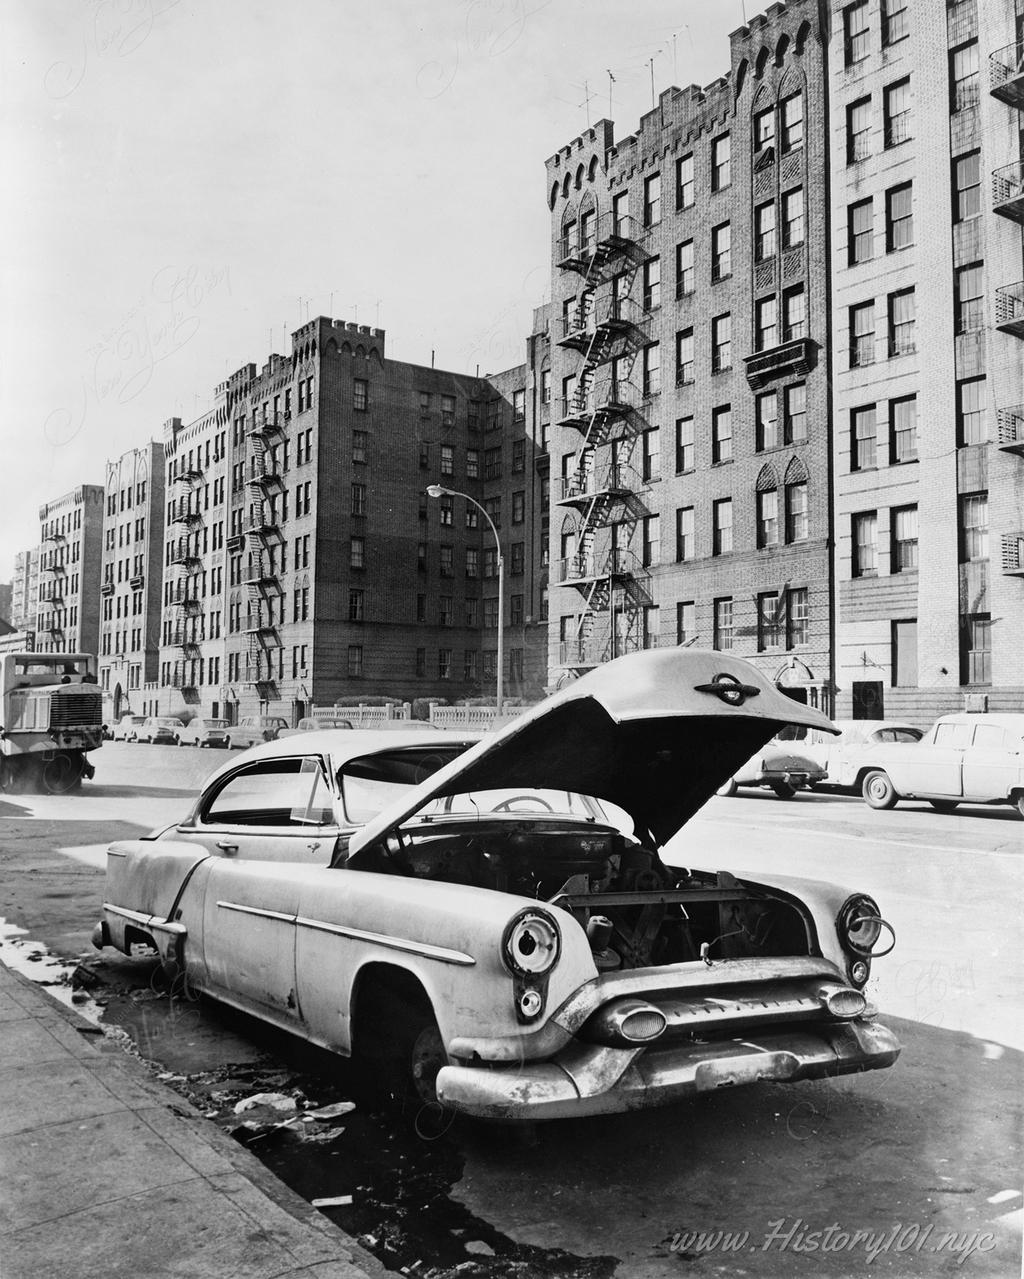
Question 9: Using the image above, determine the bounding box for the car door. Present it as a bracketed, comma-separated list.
[895, 721, 970, 797]
[171, 754, 346, 862]
[961, 723, 1021, 801]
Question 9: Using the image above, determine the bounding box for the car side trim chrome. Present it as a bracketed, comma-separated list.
[214, 901, 476, 967]
[102, 903, 186, 936]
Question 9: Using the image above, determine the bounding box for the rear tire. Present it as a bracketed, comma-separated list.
[770, 781, 797, 800]
[928, 799, 959, 813]
[862, 770, 898, 810]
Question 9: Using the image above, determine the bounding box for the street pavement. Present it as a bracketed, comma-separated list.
[0, 957, 383, 1279]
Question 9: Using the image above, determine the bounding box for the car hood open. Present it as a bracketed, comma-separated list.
[348, 648, 837, 856]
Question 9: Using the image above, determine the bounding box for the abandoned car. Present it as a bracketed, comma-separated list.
[93, 649, 900, 1121]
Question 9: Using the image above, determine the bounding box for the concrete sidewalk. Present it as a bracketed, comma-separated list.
[0, 960, 382, 1279]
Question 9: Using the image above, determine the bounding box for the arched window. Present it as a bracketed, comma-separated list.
[587, 155, 599, 182]
[549, 180, 560, 210]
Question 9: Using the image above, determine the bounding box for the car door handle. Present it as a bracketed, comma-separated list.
[216, 841, 239, 856]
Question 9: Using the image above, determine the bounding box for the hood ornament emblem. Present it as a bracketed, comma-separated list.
[694, 673, 761, 706]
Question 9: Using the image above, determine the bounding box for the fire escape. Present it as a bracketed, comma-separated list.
[554, 209, 656, 671]
[243, 415, 285, 699]
[167, 466, 204, 701]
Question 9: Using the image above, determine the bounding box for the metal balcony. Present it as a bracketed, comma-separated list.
[993, 163, 1024, 223]
[168, 541, 202, 570]
[556, 212, 653, 282]
[247, 413, 287, 442]
[989, 42, 1024, 108]
[172, 464, 204, 490]
[560, 631, 659, 670]
[743, 337, 818, 390]
[246, 463, 285, 495]
[169, 499, 203, 529]
[1001, 533, 1024, 575]
[557, 296, 652, 368]
[557, 462, 648, 527]
[168, 590, 202, 616]
[995, 282, 1024, 338]
[41, 561, 66, 577]
[42, 529, 66, 545]
[553, 547, 652, 610]
[997, 406, 1024, 455]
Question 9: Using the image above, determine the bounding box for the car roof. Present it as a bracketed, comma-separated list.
[935, 713, 1024, 731]
[198, 727, 482, 790]
[831, 719, 921, 734]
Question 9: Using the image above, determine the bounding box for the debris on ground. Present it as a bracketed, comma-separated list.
[233, 1091, 297, 1114]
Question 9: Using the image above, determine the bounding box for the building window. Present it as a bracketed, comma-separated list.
[953, 151, 981, 221]
[758, 592, 784, 650]
[353, 379, 368, 411]
[512, 490, 525, 523]
[350, 536, 364, 569]
[787, 588, 809, 648]
[539, 371, 550, 407]
[466, 448, 479, 479]
[754, 105, 775, 153]
[960, 614, 991, 685]
[643, 172, 661, 226]
[891, 505, 918, 571]
[676, 153, 694, 208]
[711, 222, 731, 281]
[711, 134, 731, 191]
[712, 404, 733, 463]
[782, 188, 805, 249]
[438, 595, 453, 627]
[415, 647, 426, 677]
[675, 416, 694, 472]
[757, 489, 779, 548]
[348, 588, 364, 622]
[882, 0, 908, 45]
[848, 199, 873, 265]
[642, 427, 660, 481]
[351, 482, 367, 516]
[852, 511, 878, 577]
[675, 330, 694, 386]
[892, 619, 917, 686]
[950, 41, 979, 112]
[465, 546, 479, 579]
[783, 286, 806, 342]
[755, 202, 776, 262]
[612, 190, 628, 234]
[757, 391, 779, 451]
[954, 263, 984, 334]
[713, 598, 734, 651]
[484, 446, 502, 480]
[850, 300, 875, 366]
[851, 404, 877, 470]
[352, 430, 367, 464]
[959, 493, 988, 562]
[676, 506, 694, 561]
[956, 377, 988, 445]
[755, 296, 778, 351]
[643, 343, 660, 397]
[441, 393, 456, 425]
[676, 601, 696, 645]
[642, 514, 660, 567]
[847, 97, 872, 163]
[888, 288, 915, 357]
[713, 498, 733, 555]
[780, 93, 803, 152]
[676, 240, 694, 296]
[439, 495, 453, 526]
[784, 383, 807, 443]
[883, 78, 911, 147]
[885, 184, 913, 251]
[711, 314, 732, 373]
[643, 256, 661, 310]
[440, 444, 454, 476]
[845, 0, 870, 63]
[512, 388, 526, 422]
[890, 396, 918, 463]
[440, 544, 454, 576]
[786, 482, 808, 542]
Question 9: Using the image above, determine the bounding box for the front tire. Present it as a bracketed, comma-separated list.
[862, 770, 898, 810]
[42, 753, 84, 795]
[770, 781, 797, 800]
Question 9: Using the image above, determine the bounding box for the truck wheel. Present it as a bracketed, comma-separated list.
[862, 770, 898, 810]
[42, 753, 84, 795]
[770, 781, 797, 800]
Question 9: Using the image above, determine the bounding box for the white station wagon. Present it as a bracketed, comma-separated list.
[858, 713, 1024, 816]
[93, 649, 900, 1121]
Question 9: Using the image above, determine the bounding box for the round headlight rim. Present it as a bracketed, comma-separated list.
[837, 894, 896, 959]
[501, 907, 562, 977]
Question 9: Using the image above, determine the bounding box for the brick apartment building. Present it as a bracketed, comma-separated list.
[98, 443, 165, 718]
[545, 0, 834, 708]
[151, 316, 548, 724]
[829, 0, 1024, 720]
[35, 485, 104, 656]
[10, 550, 38, 632]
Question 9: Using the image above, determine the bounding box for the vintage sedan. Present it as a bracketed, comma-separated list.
[716, 727, 827, 799]
[93, 649, 900, 1121]
[797, 720, 924, 792]
[278, 716, 353, 737]
[178, 717, 232, 749]
[137, 716, 185, 745]
[858, 712, 1024, 816]
[226, 714, 289, 750]
[112, 714, 148, 742]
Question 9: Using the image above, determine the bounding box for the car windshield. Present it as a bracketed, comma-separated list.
[338, 746, 470, 823]
[412, 789, 608, 821]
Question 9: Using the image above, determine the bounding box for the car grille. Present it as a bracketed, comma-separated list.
[50, 689, 103, 728]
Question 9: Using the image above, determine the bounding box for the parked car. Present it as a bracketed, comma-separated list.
[137, 716, 185, 745]
[226, 715, 289, 750]
[796, 720, 924, 791]
[858, 713, 1024, 816]
[111, 714, 148, 742]
[278, 717, 353, 738]
[93, 649, 899, 1122]
[177, 717, 231, 749]
[716, 725, 827, 799]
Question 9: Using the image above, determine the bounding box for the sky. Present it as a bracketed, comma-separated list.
[1, 0, 748, 583]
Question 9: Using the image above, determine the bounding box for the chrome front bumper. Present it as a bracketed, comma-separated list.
[436, 1018, 900, 1121]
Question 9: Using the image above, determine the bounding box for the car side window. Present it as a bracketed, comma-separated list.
[891, 729, 922, 743]
[933, 722, 973, 748]
[971, 724, 1009, 750]
[203, 758, 336, 827]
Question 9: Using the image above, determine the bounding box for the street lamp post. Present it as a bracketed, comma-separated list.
[426, 484, 504, 715]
